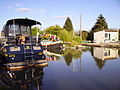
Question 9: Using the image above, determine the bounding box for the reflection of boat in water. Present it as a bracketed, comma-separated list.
[44, 48, 63, 61]
[0, 18, 48, 70]
[44, 50, 63, 57]
[47, 48, 64, 55]
[0, 66, 44, 90]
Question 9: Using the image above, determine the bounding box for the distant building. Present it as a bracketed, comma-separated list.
[94, 30, 119, 43]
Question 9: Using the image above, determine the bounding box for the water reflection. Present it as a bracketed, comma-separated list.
[44, 48, 63, 61]
[94, 47, 118, 60]
[92, 47, 119, 70]
[118, 49, 120, 57]
[63, 49, 82, 66]
[45, 47, 120, 71]
[0, 47, 120, 90]
[43, 48, 120, 90]
[0, 66, 44, 90]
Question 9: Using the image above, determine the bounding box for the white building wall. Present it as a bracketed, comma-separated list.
[94, 30, 119, 43]
[94, 31, 104, 43]
[104, 31, 119, 42]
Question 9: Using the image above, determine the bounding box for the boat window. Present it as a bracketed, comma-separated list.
[9, 24, 19, 36]
[8, 24, 31, 36]
[20, 25, 31, 35]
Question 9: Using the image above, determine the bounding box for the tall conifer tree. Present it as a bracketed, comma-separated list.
[92, 14, 108, 32]
[63, 17, 74, 32]
[89, 14, 109, 41]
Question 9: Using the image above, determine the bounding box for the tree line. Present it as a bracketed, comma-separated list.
[32, 14, 120, 43]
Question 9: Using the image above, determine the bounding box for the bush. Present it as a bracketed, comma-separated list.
[58, 29, 69, 41]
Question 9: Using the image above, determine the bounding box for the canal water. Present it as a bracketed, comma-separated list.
[0, 47, 120, 90]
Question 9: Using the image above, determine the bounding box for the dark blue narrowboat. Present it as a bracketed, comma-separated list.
[0, 18, 48, 70]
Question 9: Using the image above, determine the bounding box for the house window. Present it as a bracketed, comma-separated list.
[105, 33, 108, 38]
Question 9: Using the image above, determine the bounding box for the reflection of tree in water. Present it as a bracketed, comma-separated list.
[89, 47, 94, 56]
[89, 47, 105, 70]
[64, 52, 72, 66]
[63, 49, 82, 66]
[81, 47, 90, 52]
[0, 66, 44, 90]
[118, 49, 120, 57]
[94, 57, 105, 70]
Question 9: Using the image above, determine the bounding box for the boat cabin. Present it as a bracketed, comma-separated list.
[2, 18, 41, 45]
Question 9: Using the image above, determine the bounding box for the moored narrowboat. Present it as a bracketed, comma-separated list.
[0, 18, 48, 70]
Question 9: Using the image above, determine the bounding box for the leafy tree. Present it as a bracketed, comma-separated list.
[32, 27, 40, 36]
[88, 30, 94, 41]
[58, 29, 75, 42]
[63, 17, 74, 32]
[58, 29, 69, 41]
[44, 25, 63, 36]
[89, 14, 109, 41]
[82, 31, 89, 40]
[72, 35, 82, 45]
[44, 25, 75, 42]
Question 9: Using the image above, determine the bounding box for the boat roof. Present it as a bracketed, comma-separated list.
[6, 18, 41, 26]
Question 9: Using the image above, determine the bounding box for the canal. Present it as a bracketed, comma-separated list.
[0, 47, 120, 90]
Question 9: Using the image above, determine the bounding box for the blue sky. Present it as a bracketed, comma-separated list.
[0, 0, 120, 31]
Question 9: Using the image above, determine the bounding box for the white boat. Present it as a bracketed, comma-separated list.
[41, 40, 63, 49]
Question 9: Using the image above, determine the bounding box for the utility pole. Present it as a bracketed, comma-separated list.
[80, 14, 82, 40]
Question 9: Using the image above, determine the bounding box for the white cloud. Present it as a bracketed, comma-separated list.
[14, 8, 32, 12]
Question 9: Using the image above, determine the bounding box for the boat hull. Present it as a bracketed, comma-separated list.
[0, 44, 47, 69]
[42, 41, 63, 49]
